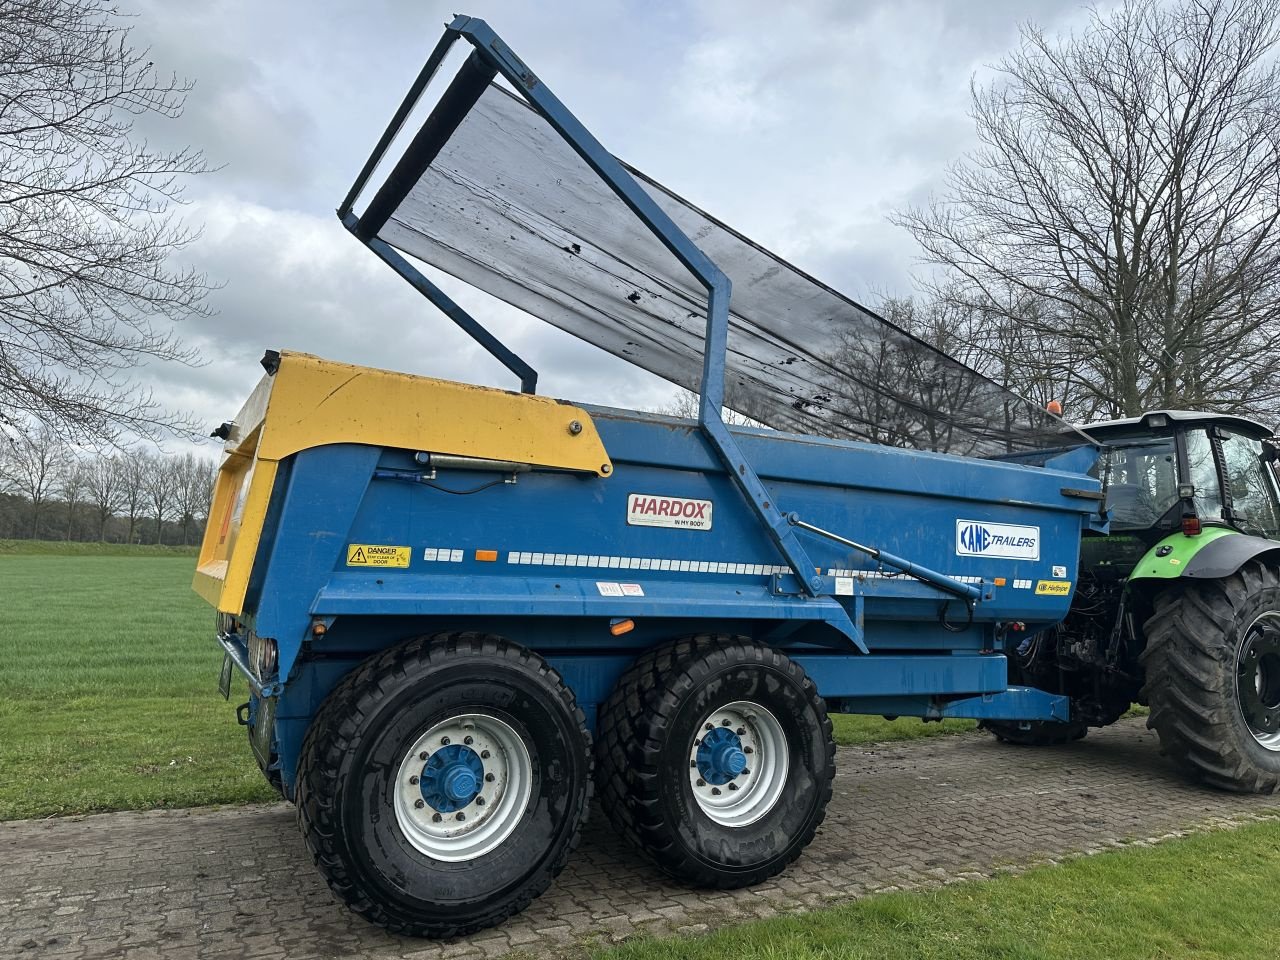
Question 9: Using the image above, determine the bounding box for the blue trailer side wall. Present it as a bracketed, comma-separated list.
[229, 407, 1098, 794]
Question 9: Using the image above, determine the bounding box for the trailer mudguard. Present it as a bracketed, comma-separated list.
[1128, 528, 1280, 582]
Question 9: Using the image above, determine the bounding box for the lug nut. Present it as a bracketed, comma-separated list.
[464, 736, 474, 745]
[711, 787, 722, 796]
[485, 773, 496, 782]
[690, 760, 698, 768]
[705, 723, 714, 731]
[744, 746, 753, 754]
[456, 811, 466, 821]
[419, 751, 429, 760]
[728, 783, 738, 791]
[476, 796, 486, 806]
[432, 813, 442, 822]
[440, 736, 451, 745]
[696, 778, 706, 787]
[409, 775, 419, 785]
[480, 750, 491, 759]
[742, 767, 751, 775]
[736, 727, 746, 736]
[722, 719, 732, 726]
[414, 799, 425, 809]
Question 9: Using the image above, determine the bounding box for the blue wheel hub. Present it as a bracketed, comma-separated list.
[696, 726, 747, 786]
[419, 744, 484, 812]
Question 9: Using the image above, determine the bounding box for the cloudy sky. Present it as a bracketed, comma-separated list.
[126, 0, 1103, 442]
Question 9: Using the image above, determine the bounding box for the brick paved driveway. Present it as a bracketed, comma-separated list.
[3, 718, 1277, 959]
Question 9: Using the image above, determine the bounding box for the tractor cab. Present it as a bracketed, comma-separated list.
[1080, 410, 1280, 546]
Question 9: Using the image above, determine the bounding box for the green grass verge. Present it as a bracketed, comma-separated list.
[0, 553, 978, 820]
[0, 554, 276, 819]
[597, 817, 1280, 960]
[831, 714, 976, 745]
[0, 538, 198, 557]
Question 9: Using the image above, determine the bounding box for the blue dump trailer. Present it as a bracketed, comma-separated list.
[195, 16, 1109, 937]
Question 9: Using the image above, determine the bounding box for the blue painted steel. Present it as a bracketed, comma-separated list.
[236, 414, 1097, 795]
[837, 686, 1071, 723]
[420, 745, 484, 812]
[697, 727, 748, 785]
[788, 514, 982, 602]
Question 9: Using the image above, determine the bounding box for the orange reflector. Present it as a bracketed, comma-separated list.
[610, 618, 635, 636]
[993, 577, 1007, 586]
[311, 621, 327, 637]
[475, 549, 499, 562]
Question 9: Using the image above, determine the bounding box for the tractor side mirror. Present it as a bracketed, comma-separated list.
[1263, 439, 1279, 465]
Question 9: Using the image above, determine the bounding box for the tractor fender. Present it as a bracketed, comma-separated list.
[1181, 531, 1280, 579]
[1128, 528, 1280, 583]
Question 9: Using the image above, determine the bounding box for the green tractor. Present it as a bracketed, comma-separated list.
[985, 411, 1280, 793]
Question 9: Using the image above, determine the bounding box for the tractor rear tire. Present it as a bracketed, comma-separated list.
[980, 719, 1088, 746]
[596, 635, 834, 888]
[296, 633, 592, 938]
[1141, 562, 1280, 794]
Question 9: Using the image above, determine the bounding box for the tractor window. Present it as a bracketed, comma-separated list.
[1184, 430, 1225, 521]
[1220, 433, 1280, 539]
[1101, 439, 1179, 529]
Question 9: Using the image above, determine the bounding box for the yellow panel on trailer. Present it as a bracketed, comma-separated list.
[193, 351, 612, 615]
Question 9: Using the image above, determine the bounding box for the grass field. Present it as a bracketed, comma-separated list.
[595, 817, 1280, 960]
[0, 541, 974, 820]
[0, 546, 277, 819]
[0, 538, 198, 557]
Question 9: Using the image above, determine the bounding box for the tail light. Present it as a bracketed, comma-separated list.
[1182, 515, 1202, 536]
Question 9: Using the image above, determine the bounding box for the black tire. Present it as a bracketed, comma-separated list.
[296, 633, 592, 938]
[980, 719, 1088, 746]
[1141, 561, 1280, 793]
[596, 635, 834, 888]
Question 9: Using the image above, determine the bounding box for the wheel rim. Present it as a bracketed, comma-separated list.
[1236, 612, 1280, 751]
[687, 701, 788, 827]
[393, 713, 532, 862]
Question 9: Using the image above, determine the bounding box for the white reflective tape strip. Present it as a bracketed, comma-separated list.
[423, 547, 464, 562]
[501, 551, 796, 576]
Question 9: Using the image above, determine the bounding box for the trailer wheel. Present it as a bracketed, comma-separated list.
[596, 635, 834, 888]
[980, 719, 1088, 746]
[1141, 561, 1280, 793]
[296, 633, 592, 938]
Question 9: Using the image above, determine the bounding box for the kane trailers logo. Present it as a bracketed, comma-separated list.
[627, 493, 713, 530]
[955, 519, 1040, 560]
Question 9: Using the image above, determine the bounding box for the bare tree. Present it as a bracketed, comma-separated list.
[896, 0, 1280, 420]
[84, 454, 125, 541]
[118, 449, 148, 543]
[194, 456, 216, 527]
[0, 0, 212, 442]
[57, 456, 87, 540]
[879, 286, 1109, 424]
[143, 452, 179, 544]
[172, 451, 215, 545]
[0, 429, 66, 537]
